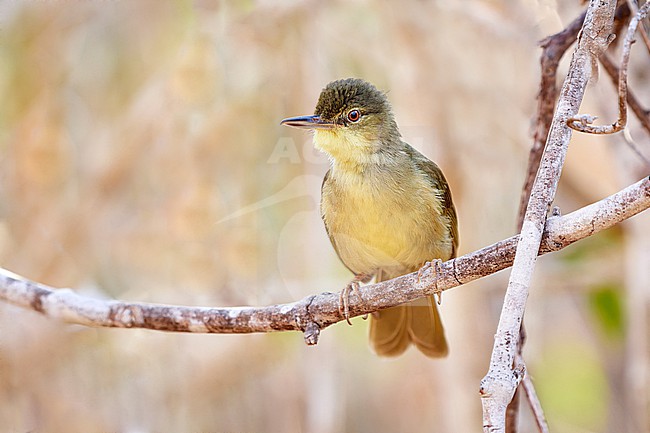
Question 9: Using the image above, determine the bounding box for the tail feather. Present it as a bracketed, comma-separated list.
[369, 305, 410, 357]
[368, 296, 448, 358]
[408, 296, 448, 357]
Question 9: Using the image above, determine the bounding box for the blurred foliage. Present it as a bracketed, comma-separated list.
[588, 283, 625, 341]
[536, 341, 609, 432]
[0, 0, 648, 432]
[559, 228, 622, 264]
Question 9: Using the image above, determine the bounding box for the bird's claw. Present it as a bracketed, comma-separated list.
[417, 261, 432, 283]
[339, 274, 370, 325]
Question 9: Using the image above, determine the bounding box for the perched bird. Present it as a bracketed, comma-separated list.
[281, 78, 458, 357]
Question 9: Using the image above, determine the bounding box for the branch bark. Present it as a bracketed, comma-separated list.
[1, 176, 647, 340]
[508, 11, 588, 430]
[516, 10, 587, 231]
[479, 1, 618, 432]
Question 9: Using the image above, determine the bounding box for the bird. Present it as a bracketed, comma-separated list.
[281, 78, 458, 357]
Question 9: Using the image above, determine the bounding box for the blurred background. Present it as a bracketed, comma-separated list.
[0, 0, 649, 432]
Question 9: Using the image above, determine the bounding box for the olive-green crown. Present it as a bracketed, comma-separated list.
[314, 78, 390, 121]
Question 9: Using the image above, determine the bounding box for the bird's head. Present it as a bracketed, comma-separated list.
[281, 78, 401, 165]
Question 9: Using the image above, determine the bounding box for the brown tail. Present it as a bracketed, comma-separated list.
[368, 271, 448, 357]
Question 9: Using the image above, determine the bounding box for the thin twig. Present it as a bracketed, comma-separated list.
[567, 2, 650, 134]
[0, 176, 647, 340]
[599, 53, 650, 167]
[516, 354, 550, 433]
[599, 53, 650, 135]
[626, 0, 650, 53]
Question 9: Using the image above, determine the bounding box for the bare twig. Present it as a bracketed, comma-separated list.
[1, 176, 647, 340]
[516, 354, 550, 433]
[600, 53, 650, 135]
[517, 10, 587, 231]
[480, 2, 617, 432]
[509, 13, 590, 431]
[626, 0, 650, 53]
[567, 2, 650, 134]
[600, 54, 650, 168]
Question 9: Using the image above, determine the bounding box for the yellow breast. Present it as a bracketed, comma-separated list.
[321, 161, 454, 279]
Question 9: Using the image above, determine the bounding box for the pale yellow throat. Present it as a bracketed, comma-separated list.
[316, 129, 454, 278]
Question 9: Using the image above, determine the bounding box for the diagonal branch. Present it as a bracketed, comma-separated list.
[480, 1, 618, 432]
[1, 176, 647, 343]
[509, 10, 588, 431]
[517, 10, 587, 231]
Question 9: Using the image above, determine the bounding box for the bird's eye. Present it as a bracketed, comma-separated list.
[347, 109, 361, 123]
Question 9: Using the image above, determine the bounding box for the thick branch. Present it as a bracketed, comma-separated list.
[1, 176, 647, 342]
[480, 2, 617, 432]
[509, 12, 590, 430]
[517, 10, 587, 230]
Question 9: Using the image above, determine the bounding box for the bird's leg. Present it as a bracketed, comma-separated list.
[339, 273, 373, 325]
[418, 259, 444, 305]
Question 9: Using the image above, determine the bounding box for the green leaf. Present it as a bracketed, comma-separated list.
[588, 283, 625, 340]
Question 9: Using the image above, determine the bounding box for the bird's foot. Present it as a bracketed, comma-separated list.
[418, 259, 444, 305]
[339, 273, 372, 325]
